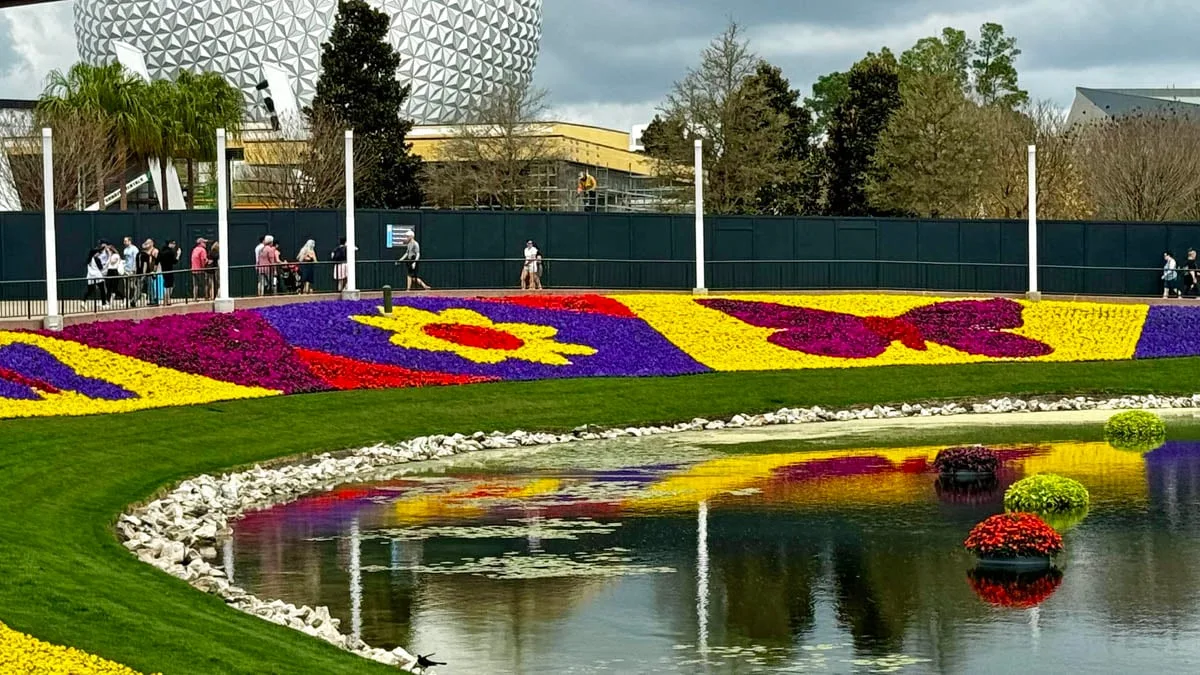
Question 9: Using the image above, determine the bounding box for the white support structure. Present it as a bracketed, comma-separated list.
[0, 144, 20, 212]
[1027, 145, 1040, 300]
[342, 129, 359, 299]
[112, 40, 185, 210]
[696, 500, 709, 656]
[42, 128, 61, 331]
[693, 138, 706, 294]
[214, 129, 234, 312]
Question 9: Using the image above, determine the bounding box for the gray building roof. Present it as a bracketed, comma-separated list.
[1067, 87, 1200, 127]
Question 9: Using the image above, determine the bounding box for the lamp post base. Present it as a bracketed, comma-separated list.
[214, 298, 235, 313]
[42, 314, 63, 331]
[341, 289, 361, 300]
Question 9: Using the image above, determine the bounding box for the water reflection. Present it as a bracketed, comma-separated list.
[229, 441, 1200, 674]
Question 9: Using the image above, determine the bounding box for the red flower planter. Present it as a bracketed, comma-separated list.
[964, 512, 1063, 565]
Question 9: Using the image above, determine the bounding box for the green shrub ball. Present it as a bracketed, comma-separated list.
[1004, 474, 1090, 513]
[1104, 410, 1166, 451]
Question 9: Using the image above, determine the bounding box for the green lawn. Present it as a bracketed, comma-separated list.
[3, 358, 1200, 674]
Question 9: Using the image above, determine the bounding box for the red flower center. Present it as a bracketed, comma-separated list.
[423, 323, 525, 351]
[863, 316, 927, 351]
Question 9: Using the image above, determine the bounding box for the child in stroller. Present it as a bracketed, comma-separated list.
[278, 260, 302, 294]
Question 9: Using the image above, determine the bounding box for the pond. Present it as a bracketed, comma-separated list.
[227, 431, 1200, 674]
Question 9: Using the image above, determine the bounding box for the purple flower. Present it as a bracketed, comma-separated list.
[0, 343, 136, 400]
[1135, 305, 1200, 358]
[256, 298, 708, 380]
[54, 311, 329, 393]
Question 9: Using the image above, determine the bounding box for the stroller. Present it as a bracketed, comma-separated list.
[278, 262, 301, 294]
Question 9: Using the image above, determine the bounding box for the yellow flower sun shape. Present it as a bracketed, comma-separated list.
[352, 306, 597, 366]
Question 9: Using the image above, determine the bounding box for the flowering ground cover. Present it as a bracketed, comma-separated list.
[0, 293, 1193, 420]
[4, 361, 1200, 673]
[0, 622, 151, 674]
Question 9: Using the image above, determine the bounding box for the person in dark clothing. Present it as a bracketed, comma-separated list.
[159, 240, 179, 306]
[1184, 249, 1199, 298]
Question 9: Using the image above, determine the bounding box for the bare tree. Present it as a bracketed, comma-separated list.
[1073, 113, 1200, 221]
[0, 110, 121, 211]
[423, 80, 563, 210]
[976, 100, 1088, 219]
[241, 110, 378, 208]
[657, 21, 787, 214]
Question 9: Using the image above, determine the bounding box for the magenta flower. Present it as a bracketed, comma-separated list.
[699, 298, 1053, 359]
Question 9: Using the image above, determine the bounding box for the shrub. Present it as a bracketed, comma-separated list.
[1104, 410, 1166, 451]
[933, 446, 1000, 474]
[964, 512, 1064, 558]
[1003, 474, 1090, 513]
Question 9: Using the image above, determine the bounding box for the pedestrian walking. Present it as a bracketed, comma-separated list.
[397, 231, 431, 291]
[1163, 251, 1182, 299]
[520, 239, 542, 290]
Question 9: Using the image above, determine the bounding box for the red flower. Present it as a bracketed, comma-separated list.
[964, 512, 1064, 557]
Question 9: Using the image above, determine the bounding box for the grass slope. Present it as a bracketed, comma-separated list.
[3, 357, 1200, 674]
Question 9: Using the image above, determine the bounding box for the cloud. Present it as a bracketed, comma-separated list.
[0, 3, 77, 99]
[5, 1, 1200, 132]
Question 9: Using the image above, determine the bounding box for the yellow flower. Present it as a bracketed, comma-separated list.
[0, 332, 278, 419]
[0, 620, 156, 674]
[353, 307, 597, 366]
[613, 294, 1147, 371]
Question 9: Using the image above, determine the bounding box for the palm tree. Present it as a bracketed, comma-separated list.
[145, 78, 185, 210]
[173, 70, 243, 209]
[38, 62, 154, 210]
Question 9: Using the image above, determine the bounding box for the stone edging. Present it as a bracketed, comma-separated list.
[115, 393, 1198, 671]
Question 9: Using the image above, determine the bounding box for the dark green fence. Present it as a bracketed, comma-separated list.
[0, 209, 1195, 296]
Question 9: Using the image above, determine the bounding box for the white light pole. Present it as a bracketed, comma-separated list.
[42, 128, 61, 331]
[214, 128, 234, 312]
[1027, 144, 1040, 300]
[342, 129, 359, 299]
[693, 138, 706, 294]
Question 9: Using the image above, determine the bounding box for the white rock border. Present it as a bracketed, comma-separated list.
[116, 393, 1198, 671]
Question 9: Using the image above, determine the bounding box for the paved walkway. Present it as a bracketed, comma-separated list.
[0, 287, 1190, 330]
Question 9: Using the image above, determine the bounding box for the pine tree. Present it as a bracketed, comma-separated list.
[309, 0, 422, 207]
[824, 50, 902, 216]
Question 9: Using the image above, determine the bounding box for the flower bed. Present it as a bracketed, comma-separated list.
[1003, 474, 1090, 513]
[0, 621, 151, 674]
[933, 446, 1000, 475]
[0, 292, 1194, 418]
[964, 512, 1064, 559]
[1104, 410, 1167, 451]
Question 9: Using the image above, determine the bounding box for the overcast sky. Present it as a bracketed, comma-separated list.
[3, 0, 1199, 132]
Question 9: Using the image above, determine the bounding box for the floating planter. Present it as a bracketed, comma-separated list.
[933, 446, 1000, 481]
[1003, 474, 1090, 514]
[964, 512, 1063, 569]
[967, 567, 1063, 608]
[1104, 410, 1167, 452]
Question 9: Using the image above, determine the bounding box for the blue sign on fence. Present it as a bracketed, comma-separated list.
[385, 224, 412, 248]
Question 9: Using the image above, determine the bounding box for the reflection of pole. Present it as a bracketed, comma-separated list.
[1028, 605, 1040, 649]
[350, 517, 362, 640]
[697, 500, 709, 656]
[222, 537, 234, 583]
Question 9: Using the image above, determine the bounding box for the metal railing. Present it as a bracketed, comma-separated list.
[0, 259, 1190, 321]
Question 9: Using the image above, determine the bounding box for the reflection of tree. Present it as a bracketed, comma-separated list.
[832, 537, 905, 654]
[707, 513, 821, 649]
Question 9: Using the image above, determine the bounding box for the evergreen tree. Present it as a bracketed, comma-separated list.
[972, 23, 1028, 109]
[805, 71, 850, 138]
[744, 62, 820, 215]
[639, 113, 692, 160]
[309, 0, 422, 207]
[823, 50, 902, 216]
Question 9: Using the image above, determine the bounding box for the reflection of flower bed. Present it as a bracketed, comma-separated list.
[968, 568, 1064, 608]
[934, 474, 1006, 505]
[0, 292, 1183, 418]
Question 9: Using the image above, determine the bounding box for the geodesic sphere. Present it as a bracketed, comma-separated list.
[73, 0, 542, 124]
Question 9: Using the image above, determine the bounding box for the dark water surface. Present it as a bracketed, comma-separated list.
[228, 438, 1200, 674]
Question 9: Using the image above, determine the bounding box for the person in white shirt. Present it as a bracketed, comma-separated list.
[255, 235, 274, 295]
[520, 240, 542, 290]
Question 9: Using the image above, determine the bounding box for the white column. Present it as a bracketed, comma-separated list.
[1027, 144, 1039, 300]
[696, 500, 709, 656]
[214, 129, 233, 312]
[42, 128, 61, 330]
[693, 138, 706, 294]
[342, 129, 359, 299]
[349, 517, 362, 640]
